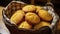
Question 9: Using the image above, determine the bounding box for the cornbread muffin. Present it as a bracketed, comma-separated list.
[18, 21, 32, 29]
[10, 10, 25, 24]
[36, 6, 43, 13]
[38, 10, 52, 21]
[22, 5, 36, 12]
[25, 12, 40, 24]
[34, 21, 50, 30]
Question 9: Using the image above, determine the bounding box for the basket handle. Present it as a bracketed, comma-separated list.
[46, 0, 54, 8]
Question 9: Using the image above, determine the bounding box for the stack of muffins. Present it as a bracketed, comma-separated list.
[10, 5, 52, 30]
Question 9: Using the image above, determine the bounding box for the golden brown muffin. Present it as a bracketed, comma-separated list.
[22, 5, 36, 12]
[25, 12, 40, 24]
[10, 10, 25, 24]
[18, 21, 32, 29]
[34, 21, 50, 30]
[38, 10, 52, 21]
[36, 6, 43, 13]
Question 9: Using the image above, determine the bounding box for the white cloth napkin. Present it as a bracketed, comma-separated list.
[0, 18, 10, 34]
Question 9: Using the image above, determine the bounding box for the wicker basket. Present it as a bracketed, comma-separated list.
[2, 1, 59, 34]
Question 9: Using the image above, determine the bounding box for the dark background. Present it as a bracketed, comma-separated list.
[0, 0, 60, 7]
